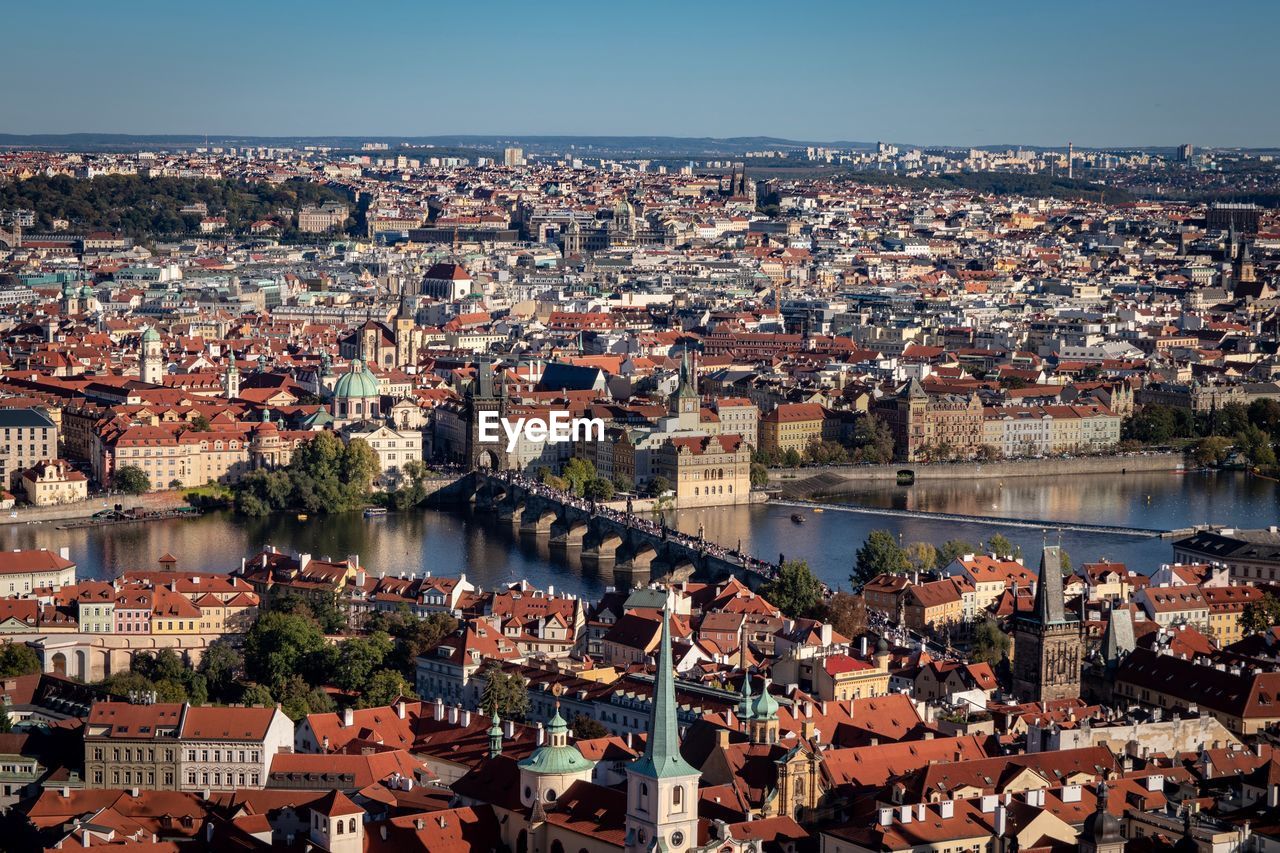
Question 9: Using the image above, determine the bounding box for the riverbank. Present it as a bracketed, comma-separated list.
[0, 491, 189, 527]
[770, 453, 1184, 499]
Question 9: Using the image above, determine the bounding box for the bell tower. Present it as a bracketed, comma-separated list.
[1012, 546, 1084, 702]
[625, 607, 700, 853]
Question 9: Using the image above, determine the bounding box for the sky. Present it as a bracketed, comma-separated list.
[2, 0, 1276, 148]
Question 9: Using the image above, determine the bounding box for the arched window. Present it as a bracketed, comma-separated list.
[336, 821, 344, 835]
[673, 785, 684, 811]
[546, 788, 557, 802]
[349, 818, 356, 833]
[551, 842, 565, 853]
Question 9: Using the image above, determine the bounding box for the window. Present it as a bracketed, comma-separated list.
[673, 785, 683, 811]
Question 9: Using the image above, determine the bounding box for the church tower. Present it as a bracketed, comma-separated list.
[625, 607, 700, 853]
[562, 217, 583, 258]
[1012, 546, 1084, 702]
[746, 676, 780, 745]
[140, 327, 163, 385]
[224, 357, 240, 400]
[394, 295, 418, 370]
[669, 351, 700, 432]
[1235, 240, 1257, 284]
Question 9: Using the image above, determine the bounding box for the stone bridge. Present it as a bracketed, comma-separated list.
[457, 473, 774, 590]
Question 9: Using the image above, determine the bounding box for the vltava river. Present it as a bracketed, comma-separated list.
[0, 471, 1274, 596]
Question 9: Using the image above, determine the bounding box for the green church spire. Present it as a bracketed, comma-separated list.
[632, 608, 697, 779]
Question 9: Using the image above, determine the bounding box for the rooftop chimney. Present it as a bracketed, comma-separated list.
[396, 700, 406, 720]
[342, 707, 354, 728]
[939, 800, 954, 819]
[994, 803, 1007, 836]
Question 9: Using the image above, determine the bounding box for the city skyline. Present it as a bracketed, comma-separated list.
[3, 0, 1277, 148]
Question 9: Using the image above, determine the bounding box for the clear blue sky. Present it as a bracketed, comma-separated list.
[3, 0, 1275, 147]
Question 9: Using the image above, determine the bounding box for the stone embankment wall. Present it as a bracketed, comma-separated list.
[771, 453, 1183, 499]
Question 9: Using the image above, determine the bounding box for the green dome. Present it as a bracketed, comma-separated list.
[333, 358, 379, 399]
[517, 708, 595, 776]
[79, 284, 94, 298]
[752, 678, 779, 721]
[62, 281, 76, 296]
[141, 326, 160, 343]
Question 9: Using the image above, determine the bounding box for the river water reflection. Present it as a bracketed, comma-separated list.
[0, 470, 1273, 595]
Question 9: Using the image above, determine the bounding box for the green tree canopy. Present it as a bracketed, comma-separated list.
[0, 643, 41, 678]
[113, 465, 151, 495]
[569, 714, 610, 740]
[852, 530, 910, 588]
[760, 559, 825, 618]
[359, 669, 416, 708]
[243, 611, 327, 691]
[971, 618, 1011, 665]
[1241, 594, 1280, 635]
[478, 661, 529, 720]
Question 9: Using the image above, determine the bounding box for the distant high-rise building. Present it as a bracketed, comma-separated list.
[503, 147, 524, 167]
[1177, 143, 1195, 162]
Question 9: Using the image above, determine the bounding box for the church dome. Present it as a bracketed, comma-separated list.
[517, 708, 595, 776]
[1082, 805, 1124, 845]
[752, 678, 779, 720]
[333, 358, 378, 399]
[140, 326, 160, 343]
[79, 284, 95, 299]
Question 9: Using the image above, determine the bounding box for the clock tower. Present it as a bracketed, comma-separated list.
[669, 351, 700, 432]
[625, 606, 700, 853]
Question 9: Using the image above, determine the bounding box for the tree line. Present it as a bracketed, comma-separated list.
[0, 174, 354, 239]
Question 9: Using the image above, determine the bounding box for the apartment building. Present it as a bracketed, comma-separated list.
[0, 408, 58, 489]
[84, 701, 294, 792]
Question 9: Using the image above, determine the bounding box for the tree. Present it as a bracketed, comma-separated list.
[240, 683, 276, 707]
[113, 465, 151, 495]
[851, 414, 896, 463]
[189, 414, 212, 433]
[759, 559, 824, 618]
[331, 633, 394, 693]
[478, 661, 529, 720]
[359, 669, 416, 708]
[936, 539, 979, 567]
[561, 458, 597, 497]
[782, 447, 803, 468]
[583, 477, 615, 502]
[612, 473, 635, 494]
[822, 592, 868, 641]
[1191, 435, 1232, 467]
[970, 618, 1010, 665]
[243, 611, 327, 691]
[1241, 594, 1280, 635]
[569, 714, 610, 740]
[278, 674, 335, 720]
[0, 707, 11, 734]
[986, 534, 1021, 561]
[1236, 424, 1277, 467]
[231, 431, 380, 516]
[904, 542, 938, 573]
[0, 642, 41, 677]
[646, 476, 673, 497]
[749, 463, 769, 488]
[852, 530, 910, 589]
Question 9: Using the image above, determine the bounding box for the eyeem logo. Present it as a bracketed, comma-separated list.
[478, 411, 605, 452]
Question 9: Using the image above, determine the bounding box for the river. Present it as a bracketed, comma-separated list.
[0, 470, 1274, 596]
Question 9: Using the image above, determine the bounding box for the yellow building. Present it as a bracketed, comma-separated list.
[760, 403, 832, 456]
[1202, 585, 1264, 647]
[654, 434, 752, 508]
